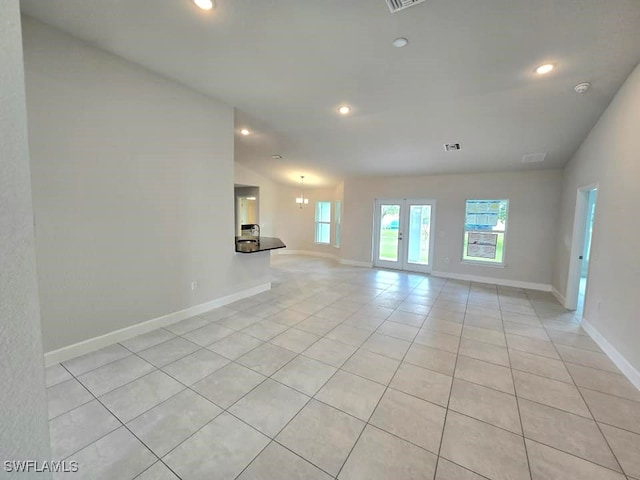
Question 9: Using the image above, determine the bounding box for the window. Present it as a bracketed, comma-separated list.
[462, 199, 508, 265]
[315, 201, 331, 244]
[334, 200, 342, 247]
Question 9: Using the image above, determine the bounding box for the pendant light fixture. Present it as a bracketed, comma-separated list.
[295, 175, 309, 208]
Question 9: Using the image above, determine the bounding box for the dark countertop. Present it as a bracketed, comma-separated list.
[235, 236, 286, 254]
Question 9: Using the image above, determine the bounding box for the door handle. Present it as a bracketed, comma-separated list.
[398, 234, 403, 240]
[579, 256, 583, 260]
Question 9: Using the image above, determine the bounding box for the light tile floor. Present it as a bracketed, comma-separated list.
[45, 255, 640, 480]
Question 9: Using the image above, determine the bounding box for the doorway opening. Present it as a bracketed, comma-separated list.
[373, 198, 436, 273]
[234, 185, 259, 236]
[566, 185, 598, 314]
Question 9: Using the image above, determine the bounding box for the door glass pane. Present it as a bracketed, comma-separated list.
[379, 204, 400, 261]
[407, 205, 431, 265]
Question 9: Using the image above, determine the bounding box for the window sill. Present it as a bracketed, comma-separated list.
[461, 260, 506, 268]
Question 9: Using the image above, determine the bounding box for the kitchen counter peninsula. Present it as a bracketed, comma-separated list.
[235, 236, 286, 254]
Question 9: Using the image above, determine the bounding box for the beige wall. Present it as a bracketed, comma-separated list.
[342, 170, 563, 286]
[0, 3, 51, 472]
[553, 64, 640, 373]
[275, 184, 342, 256]
[234, 163, 345, 257]
[24, 18, 270, 353]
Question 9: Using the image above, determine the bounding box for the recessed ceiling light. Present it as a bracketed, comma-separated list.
[240, 129, 250, 136]
[271, 154, 283, 159]
[193, 0, 214, 10]
[338, 105, 351, 115]
[535, 63, 554, 75]
[392, 37, 409, 48]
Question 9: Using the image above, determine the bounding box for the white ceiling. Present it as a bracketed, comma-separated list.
[20, 0, 640, 187]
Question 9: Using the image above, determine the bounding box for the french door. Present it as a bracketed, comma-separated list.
[373, 198, 436, 273]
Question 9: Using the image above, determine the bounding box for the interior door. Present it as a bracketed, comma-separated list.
[373, 198, 435, 273]
[566, 186, 598, 311]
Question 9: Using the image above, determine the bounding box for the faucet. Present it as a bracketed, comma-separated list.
[251, 224, 260, 238]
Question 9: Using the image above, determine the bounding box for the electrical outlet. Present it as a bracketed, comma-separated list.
[191, 281, 198, 291]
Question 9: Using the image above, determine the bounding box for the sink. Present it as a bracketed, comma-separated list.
[237, 238, 258, 244]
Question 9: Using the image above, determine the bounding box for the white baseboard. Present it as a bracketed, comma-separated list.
[44, 283, 271, 367]
[581, 318, 640, 390]
[431, 271, 552, 292]
[275, 250, 340, 260]
[273, 250, 373, 268]
[340, 258, 373, 268]
[551, 286, 567, 307]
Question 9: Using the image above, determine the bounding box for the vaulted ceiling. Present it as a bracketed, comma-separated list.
[20, 0, 640, 187]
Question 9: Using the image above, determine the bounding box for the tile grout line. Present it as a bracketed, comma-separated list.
[532, 293, 633, 477]
[79, 333, 302, 473]
[456, 285, 604, 478]
[262, 284, 412, 479]
[332, 283, 430, 479]
[537, 303, 630, 479]
[48, 261, 636, 479]
[125, 343, 305, 455]
[113, 336, 324, 478]
[104, 312, 321, 456]
[230, 274, 415, 479]
[431, 279, 470, 480]
[504, 289, 535, 480]
[57, 320, 212, 381]
[335, 278, 458, 478]
[56, 363, 185, 480]
[119, 291, 377, 479]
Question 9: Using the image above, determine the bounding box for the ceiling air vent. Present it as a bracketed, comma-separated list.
[444, 143, 461, 152]
[522, 153, 547, 163]
[385, 0, 427, 13]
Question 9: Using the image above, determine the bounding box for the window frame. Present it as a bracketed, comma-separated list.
[334, 200, 342, 248]
[461, 199, 509, 267]
[315, 201, 331, 245]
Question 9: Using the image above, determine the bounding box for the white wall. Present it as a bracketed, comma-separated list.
[0, 3, 51, 474]
[23, 17, 270, 353]
[342, 170, 562, 287]
[553, 64, 640, 373]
